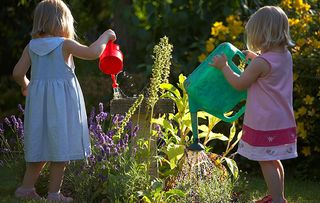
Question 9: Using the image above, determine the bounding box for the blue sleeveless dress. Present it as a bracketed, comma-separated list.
[24, 37, 91, 162]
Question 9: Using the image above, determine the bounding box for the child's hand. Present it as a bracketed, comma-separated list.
[105, 29, 116, 41]
[209, 54, 228, 70]
[242, 50, 258, 61]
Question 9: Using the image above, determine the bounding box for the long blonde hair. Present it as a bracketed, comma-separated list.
[245, 6, 294, 52]
[31, 0, 76, 39]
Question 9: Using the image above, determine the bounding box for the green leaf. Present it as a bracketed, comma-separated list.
[142, 196, 152, 203]
[198, 124, 209, 133]
[204, 132, 228, 142]
[166, 189, 186, 198]
[159, 83, 181, 99]
[224, 157, 239, 178]
[229, 123, 236, 141]
[165, 143, 185, 169]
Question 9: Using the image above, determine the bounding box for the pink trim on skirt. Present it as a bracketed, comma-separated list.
[241, 125, 297, 147]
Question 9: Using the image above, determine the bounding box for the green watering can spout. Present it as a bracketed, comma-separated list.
[188, 112, 205, 151]
[185, 42, 249, 151]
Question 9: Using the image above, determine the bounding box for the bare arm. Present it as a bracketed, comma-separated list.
[12, 45, 31, 96]
[63, 29, 116, 60]
[210, 54, 270, 91]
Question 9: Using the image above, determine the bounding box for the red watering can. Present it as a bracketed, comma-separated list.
[99, 40, 123, 88]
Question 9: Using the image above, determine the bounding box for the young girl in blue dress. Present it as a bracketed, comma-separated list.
[211, 6, 297, 203]
[12, 0, 116, 201]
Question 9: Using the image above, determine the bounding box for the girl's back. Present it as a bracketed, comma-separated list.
[25, 37, 91, 162]
[29, 37, 73, 80]
[244, 50, 295, 131]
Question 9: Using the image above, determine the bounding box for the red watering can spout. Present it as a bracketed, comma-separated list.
[111, 74, 118, 88]
[99, 40, 123, 75]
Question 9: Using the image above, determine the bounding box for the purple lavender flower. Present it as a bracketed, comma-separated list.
[132, 125, 140, 137]
[98, 102, 104, 113]
[105, 147, 111, 156]
[18, 104, 24, 114]
[124, 134, 129, 143]
[89, 107, 96, 126]
[112, 114, 119, 125]
[96, 125, 103, 133]
[0, 123, 4, 135]
[98, 133, 106, 144]
[17, 118, 24, 138]
[4, 117, 11, 127]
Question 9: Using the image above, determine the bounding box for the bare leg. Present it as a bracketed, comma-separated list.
[21, 162, 46, 188]
[273, 161, 284, 193]
[259, 161, 286, 203]
[15, 162, 46, 199]
[47, 162, 73, 202]
[48, 162, 67, 193]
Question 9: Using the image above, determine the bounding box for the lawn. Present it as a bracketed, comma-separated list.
[1, 163, 319, 203]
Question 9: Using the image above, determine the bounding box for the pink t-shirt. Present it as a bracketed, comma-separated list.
[244, 50, 296, 131]
[241, 50, 297, 148]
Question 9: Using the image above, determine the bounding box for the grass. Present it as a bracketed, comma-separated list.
[1, 163, 320, 203]
[238, 172, 320, 203]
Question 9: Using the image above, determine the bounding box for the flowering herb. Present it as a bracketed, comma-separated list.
[114, 94, 144, 139]
[147, 36, 173, 109]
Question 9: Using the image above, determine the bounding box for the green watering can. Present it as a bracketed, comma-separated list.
[184, 42, 248, 151]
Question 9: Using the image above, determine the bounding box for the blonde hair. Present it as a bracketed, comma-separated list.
[31, 0, 76, 39]
[245, 6, 294, 52]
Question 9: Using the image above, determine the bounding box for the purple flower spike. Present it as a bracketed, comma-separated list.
[105, 147, 111, 156]
[0, 123, 4, 135]
[112, 114, 119, 125]
[17, 118, 24, 138]
[18, 104, 24, 114]
[99, 102, 104, 113]
[98, 134, 106, 144]
[89, 107, 96, 126]
[4, 117, 11, 127]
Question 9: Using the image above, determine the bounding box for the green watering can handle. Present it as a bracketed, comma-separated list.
[222, 104, 246, 122]
[221, 48, 248, 122]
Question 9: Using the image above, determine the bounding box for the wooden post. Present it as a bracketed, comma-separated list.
[110, 97, 175, 177]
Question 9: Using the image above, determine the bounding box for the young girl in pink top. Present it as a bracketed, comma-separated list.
[211, 6, 297, 203]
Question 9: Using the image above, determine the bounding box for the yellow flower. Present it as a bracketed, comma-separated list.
[211, 22, 223, 36]
[296, 38, 306, 47]
[288, 18, 299, 26]
[198, 53, 206, 62]
[294, 0, 304, 8]
[211, 21, 229, 37]
[226, 15, 235, 24]
[206, 41, 215, 52]
[297, 122, 307, 139]
[301, 146, 311, 156]
[297, 106, 307, 116]
[281, 0, 292, 9]
[308, 108, 316, 116]
[303, 95, 314, 105]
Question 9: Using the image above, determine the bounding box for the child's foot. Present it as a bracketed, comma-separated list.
[47, 192, 73, 202]
[255, 195, 273, 203]
[15, 186, 42, 200]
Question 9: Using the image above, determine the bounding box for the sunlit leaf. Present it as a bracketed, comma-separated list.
[224, 157, 238, 178]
